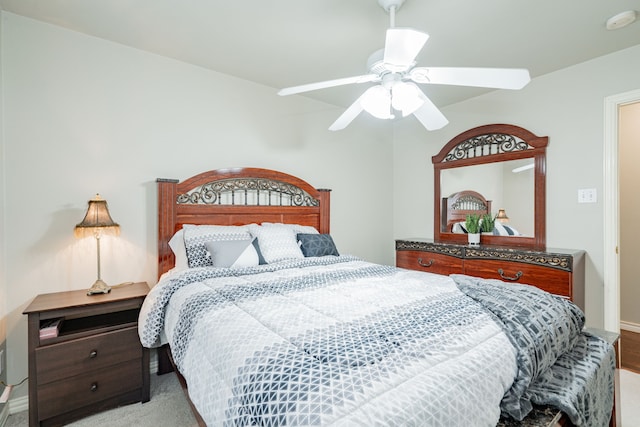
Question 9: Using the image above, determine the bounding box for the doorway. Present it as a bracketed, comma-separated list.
[604, 89, 640, 334]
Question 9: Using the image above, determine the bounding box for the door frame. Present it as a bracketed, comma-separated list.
[603, 88, 640, 332]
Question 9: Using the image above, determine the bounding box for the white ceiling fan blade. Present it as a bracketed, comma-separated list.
[328, 95, 366, 131]
[383, 28, 429, 72]
[410, 67, 530, 90]
[412, 90, 448, 131]
[278, 74, 379, 96]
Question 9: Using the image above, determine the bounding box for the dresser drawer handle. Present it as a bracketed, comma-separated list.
[90, 382, 98, 392]
[417, 258, 434, 268]
[89, 350, 98, 359]
[498, 269, 523, 281]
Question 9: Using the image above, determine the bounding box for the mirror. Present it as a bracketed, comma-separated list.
[440, 159, 535, 236]
[433, 124, 547, 249]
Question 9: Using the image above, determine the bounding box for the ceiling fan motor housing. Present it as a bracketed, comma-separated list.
[378, 0, 406, 13]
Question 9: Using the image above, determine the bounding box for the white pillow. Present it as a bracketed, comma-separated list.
[249, 223, 304, 263]
[183, 224, 252, 268]
[168, 228, 189, 270]
[494, 222, 521, 236]
[452, 222, 468, 234]
[261, 222, 319, 235]
[205, 239, 259, 268]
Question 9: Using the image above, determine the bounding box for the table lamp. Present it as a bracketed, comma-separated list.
[74, 194, 120, 295]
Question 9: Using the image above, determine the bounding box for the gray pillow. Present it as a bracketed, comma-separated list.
[205, 238, 259, 268]
[297, 233, 339, 257]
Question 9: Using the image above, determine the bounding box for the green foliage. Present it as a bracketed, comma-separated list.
[465, 213, 481, 234]
[481, 213, 495, 233]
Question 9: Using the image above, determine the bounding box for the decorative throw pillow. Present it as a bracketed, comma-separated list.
[252, 237, 267, 265]
[205, 238, 259, 268]
[297, 233, 340, 257]
[183, 225, 252, 268]
[248, 223, 304, 263]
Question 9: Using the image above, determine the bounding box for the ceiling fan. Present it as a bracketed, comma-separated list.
[277, 0, 530, 131]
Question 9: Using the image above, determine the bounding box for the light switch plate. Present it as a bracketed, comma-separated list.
[578, 188, 597, 203]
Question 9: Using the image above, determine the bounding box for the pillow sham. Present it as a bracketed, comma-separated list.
[297, 233, 340, 257]
[205, 238, 259, 268]
[248, 223, 304, 263]
[261, 222, 319, 235]
[183, 224, 252, 268]
[168, 228, 189, 270]
[494, 222, 521, 236]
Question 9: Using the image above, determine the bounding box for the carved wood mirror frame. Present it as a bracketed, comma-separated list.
[433, 124, 548, 249]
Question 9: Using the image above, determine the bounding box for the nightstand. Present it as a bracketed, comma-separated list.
[23, 282, 150, 427]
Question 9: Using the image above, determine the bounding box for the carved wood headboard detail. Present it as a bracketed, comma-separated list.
[442, 190, 492, 231]
[157, 167, 331, 279]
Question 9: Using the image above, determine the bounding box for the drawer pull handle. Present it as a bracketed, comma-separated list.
[89, 350, 98, 359]
[498, 269, 523, 281]
[90, 383, 98, 392]
[417, 258, 434, 268]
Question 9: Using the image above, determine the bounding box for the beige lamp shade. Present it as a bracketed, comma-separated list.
[74, 194, 120, 238]
[495, 208, 509, 223]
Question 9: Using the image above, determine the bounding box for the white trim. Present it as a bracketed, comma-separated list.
[604, 88, 640, 333]
[621, 321, 640, 334]
[6, 395, 27, 415]
[0, 403, 8, 427]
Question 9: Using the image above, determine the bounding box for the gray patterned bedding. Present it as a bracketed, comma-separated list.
[138, 256, 614, 426]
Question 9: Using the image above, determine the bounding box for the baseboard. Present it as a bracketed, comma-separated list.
[2, 356, 159, 418]
[621, 321, 640, 334]
[0, 403, 9, 427]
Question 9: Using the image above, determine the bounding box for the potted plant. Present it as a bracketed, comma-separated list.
[481, 213, 495, 235]
[465, 214, 481, 245]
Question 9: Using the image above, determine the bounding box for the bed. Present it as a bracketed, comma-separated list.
[138, 167, 616, 427]
[443, 190, 520, 236]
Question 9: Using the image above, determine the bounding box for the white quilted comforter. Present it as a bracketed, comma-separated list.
[139, 256, 519, 426]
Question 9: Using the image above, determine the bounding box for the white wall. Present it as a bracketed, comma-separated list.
[0, 12, 394, 399]
[394, 43, 640, 329]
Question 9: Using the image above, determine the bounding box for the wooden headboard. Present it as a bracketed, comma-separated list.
[157, 167, 331, 279]
[442, 190, 492, 231]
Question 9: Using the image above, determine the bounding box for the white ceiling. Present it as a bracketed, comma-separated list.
[2, 0, 639, 110]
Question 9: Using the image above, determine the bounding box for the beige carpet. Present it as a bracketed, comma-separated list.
[4, 373, 197, 427]
[5, 370, 640, 426]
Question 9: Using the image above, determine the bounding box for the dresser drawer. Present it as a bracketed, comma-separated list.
[36, 326, 142, 385]
[396, 250, 464, 275]
[463, 259, 573, 299]
[37, 359, 142, 420]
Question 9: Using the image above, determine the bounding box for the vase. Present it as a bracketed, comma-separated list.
[468, 233, 480, 245]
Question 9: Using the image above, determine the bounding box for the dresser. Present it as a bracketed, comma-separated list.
[23, 282, 150, 427]
[396, 239, 585, 310]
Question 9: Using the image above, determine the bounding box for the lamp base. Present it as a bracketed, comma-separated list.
[87, 279, 112, 296]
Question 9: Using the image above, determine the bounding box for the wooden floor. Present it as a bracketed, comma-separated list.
[621, 329, 640, 373]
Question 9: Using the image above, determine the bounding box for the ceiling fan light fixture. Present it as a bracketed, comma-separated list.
[361, 86, 394, 119]
[392, 82, 424, 116]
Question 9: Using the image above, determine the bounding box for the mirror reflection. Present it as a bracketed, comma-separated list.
[440, 159, 534, 236]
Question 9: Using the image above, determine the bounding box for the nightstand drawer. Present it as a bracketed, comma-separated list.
[37, 359, 142, 420]
[36, 326, 141, 384]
